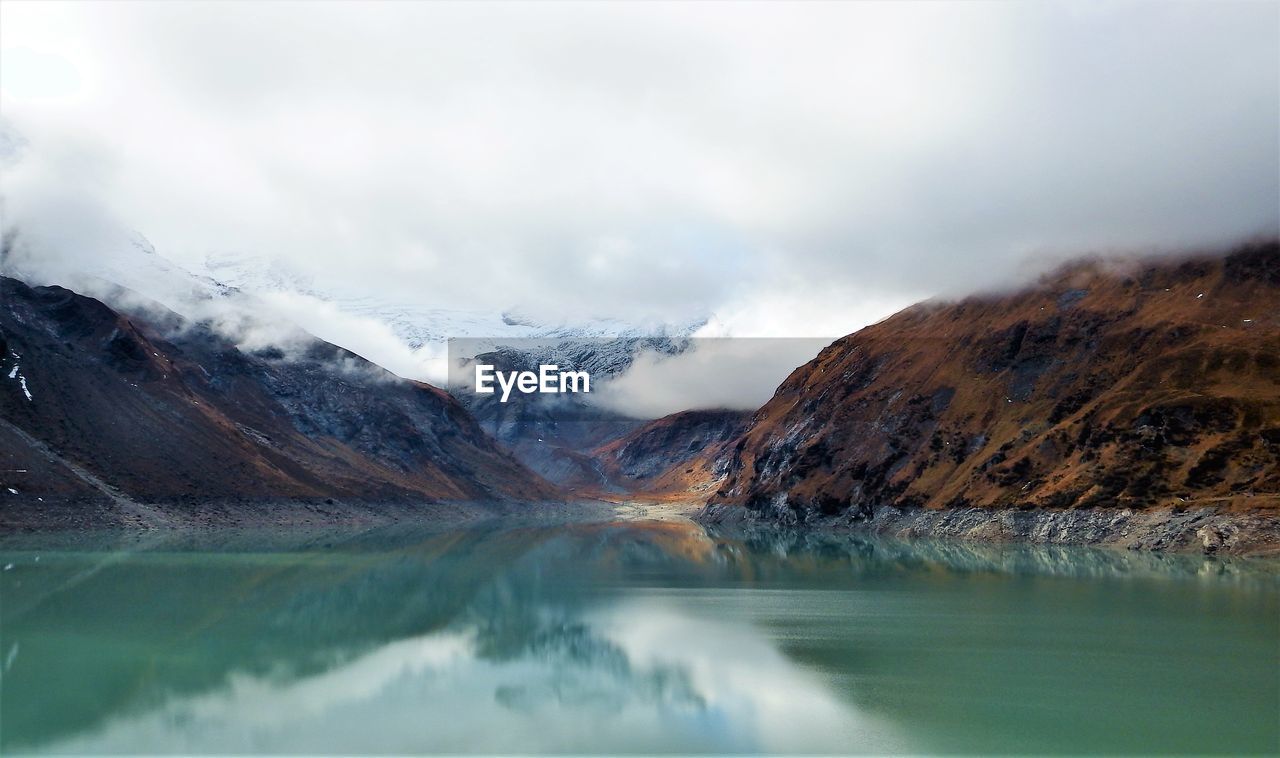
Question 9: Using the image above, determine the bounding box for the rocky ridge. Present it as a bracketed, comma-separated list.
[0, 277, 558, 528]
[698, 242, 1280, 554]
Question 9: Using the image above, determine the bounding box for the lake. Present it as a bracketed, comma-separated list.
[1, 517, 1277, 755]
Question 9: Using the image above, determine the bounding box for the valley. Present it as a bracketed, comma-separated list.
[1, 242, 1277, 557]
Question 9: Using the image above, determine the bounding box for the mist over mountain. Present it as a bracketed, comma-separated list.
[1, 1, 1277, 552]
[3, 2, 1276, 347]
[698, 242, 1280, 553]
[0, 276, 559, 528]
[3, 6, 1279, 756]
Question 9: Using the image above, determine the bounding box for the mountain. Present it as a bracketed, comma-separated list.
[0, 277, 558, 528]
[3, 234, 709, 495]
[4, 236, 703, 381]
[200, 251, 704, 355]
[202, 253, 711, 480]
[701, 242, 1280, 553]
[583, 409, 750, 499]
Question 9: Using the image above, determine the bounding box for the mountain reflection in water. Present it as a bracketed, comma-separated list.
[1, 519, 1276, 755]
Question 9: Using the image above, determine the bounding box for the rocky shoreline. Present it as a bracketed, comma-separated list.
[0, 495, 633, 532]
[8, 492, 1279, 559]
[696, 503, 1280, 557]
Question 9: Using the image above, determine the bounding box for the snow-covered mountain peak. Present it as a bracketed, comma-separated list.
[7, 230, 707, 383]
[202, 252, 318, 296]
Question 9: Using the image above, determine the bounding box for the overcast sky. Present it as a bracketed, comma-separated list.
[2, 0, 1277, 338]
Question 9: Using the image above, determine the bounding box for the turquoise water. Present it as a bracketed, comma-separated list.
[1, 520, 1277, 754]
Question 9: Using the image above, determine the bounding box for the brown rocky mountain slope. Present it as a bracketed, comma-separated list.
[704, 242, 1280, 530]
[0, 277, 558, 526]
[583, 409, 749, 499]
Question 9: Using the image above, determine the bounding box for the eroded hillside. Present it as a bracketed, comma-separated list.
[707, 242, 1280, 524]
[0, 278, 558, 527]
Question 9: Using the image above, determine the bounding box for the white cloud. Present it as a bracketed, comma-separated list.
[1, 0, 1276, 340]
[34, 601, 899, 754]
[589, 338, 835, 418]
[251, 291, 448, 383]
[0, 164, 444, 381]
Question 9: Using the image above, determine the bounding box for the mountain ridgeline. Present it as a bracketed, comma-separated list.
[586, 409, 749, 499]
[700, 242, 1279, 546]
[2, 241, 1277, 552]
[0, 277, 557, 528]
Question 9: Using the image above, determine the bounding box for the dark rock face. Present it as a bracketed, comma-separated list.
[707, 242, 1280, 524]
[0, 277, 557, 521]
[587, 409, 750, 497]
[596, 409, 748, 481]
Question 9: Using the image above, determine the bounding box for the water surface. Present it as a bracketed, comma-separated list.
[2, 519, 1277, 754]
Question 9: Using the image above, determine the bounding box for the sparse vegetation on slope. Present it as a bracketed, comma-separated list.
[704, 242, 1280, 544]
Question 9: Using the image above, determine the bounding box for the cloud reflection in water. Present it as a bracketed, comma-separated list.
[38, 599, 896, 755]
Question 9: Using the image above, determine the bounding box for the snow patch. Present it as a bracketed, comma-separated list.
[6, 357, 31, 399]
